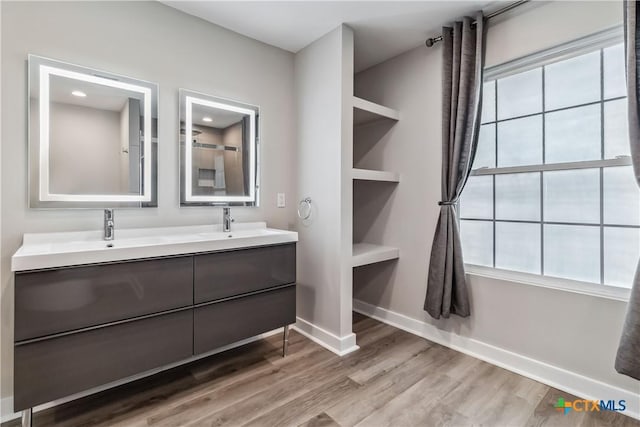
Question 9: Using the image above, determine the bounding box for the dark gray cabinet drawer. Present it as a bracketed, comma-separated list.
[14, 309, 192, 411]
[14, 256, 193, 342]
[194, 243, 295, 303]
[194, 285, 295, 355]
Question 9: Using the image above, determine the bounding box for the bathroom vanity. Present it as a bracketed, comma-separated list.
[11, 223, 297, 416]
[17, 54, 277, 426]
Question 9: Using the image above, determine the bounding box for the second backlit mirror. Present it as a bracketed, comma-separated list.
[179, 89, 259, 206]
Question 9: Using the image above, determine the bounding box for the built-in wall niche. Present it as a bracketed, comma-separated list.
[352, 96, 399, 175]
[179, 89, 259, 207]
[353, 119, 397, 170]
[351, 96, 400, 268]
[352, 258, 397, 296]
[352, 179, 399, 267]
[28, 55, 158, 209]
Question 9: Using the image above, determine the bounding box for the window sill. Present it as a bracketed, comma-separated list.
[465, 264, 631, 302]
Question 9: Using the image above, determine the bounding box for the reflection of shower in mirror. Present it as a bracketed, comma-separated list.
[179, 88, 259, 207]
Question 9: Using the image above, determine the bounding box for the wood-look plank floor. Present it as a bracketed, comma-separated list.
[4, 313, 639, 427]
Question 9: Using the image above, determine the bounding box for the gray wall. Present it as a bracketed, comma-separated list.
[353, 0, 638, 405]
[0, 0, 296, 410]
[48, 102, 123, 195]
[294, 25, 356, 348]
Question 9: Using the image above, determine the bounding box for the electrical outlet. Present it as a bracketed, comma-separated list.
[277, 193, 286, 208]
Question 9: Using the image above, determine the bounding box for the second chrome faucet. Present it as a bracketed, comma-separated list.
[104, 209, 115, 241]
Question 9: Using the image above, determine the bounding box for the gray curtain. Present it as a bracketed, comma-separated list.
[424, 14, 486, 319]
[615, 0, 640, 381]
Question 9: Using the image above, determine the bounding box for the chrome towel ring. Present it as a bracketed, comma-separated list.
[297, 197, 312, 220]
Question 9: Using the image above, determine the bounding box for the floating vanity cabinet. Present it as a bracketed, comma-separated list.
[193, 244, 296, 353]
[13, 241, 297, 415]
[13, 256, 194, 412]
[14, 256, 193, 341]
[194, 285, 296, 354]
[194, 244, 296, 302]
[14, 310, 193, 411]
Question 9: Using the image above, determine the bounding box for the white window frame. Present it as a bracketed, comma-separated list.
[462, 26, 634, 301]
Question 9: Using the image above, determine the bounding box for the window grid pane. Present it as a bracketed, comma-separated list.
[496, 221, 541, 274]
[543, 169, 601, 224]
[460, 41, 636, 289]
[604, 227, 640, 288]
[497, 115, 543, 167]
[543, 224, 601, 283]
[496, 172, 540, 221]
[497, 68, 543, 120]
[460, 220, 494, 267]
[545, 104, 601, 163]
[604, 99, 630, 159]
[544, 50, 601, 110]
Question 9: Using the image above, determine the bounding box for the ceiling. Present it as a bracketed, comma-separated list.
[49, 75, 136, 112]
[163, 1, 494, 72]
[192, 103, 244, 128]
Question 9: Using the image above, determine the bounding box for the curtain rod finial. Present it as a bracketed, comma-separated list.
[425, 36, 443, 47]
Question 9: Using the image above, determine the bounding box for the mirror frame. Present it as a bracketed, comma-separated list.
[28, 55, 158, 208]
[179, 89, 259, 207]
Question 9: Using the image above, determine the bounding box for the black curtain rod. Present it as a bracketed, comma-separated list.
[425, 0, 530, 47]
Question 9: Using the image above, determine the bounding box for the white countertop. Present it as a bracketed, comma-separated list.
[12, 222, 298, 272]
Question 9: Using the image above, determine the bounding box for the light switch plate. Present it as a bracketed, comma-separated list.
[277, 193, 286, 208]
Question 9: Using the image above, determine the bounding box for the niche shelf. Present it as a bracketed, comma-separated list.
[352, 243, 399, 267]
[351, 95, 400, 272]
[352, 168, 400, 183]
[353, 96, 400, 126]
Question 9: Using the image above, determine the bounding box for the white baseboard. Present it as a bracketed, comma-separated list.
[293, 317, 359, 356]
[0, 397, 15, 424]
[0, 328, 284, 424]
[353, 299, 640, 421]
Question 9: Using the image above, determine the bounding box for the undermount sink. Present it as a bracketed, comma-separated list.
[12, 222, 298, 271]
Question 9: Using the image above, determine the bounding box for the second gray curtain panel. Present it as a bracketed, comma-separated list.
[615, 0, 640, 382]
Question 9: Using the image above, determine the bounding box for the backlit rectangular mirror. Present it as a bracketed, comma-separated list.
[28, 55, 158, 208]
[179, 89, 259, 206]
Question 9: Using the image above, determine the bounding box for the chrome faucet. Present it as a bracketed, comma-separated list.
[104, 209, 115, 241]
[223, 207, 234, 232]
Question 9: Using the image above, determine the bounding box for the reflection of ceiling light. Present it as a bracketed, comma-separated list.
[202, 117, 213, 122]
[71, 90, 87, 97]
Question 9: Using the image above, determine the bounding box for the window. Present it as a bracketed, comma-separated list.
[460, 33, 640, 290]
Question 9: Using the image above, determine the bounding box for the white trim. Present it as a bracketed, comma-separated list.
[471, 156, 633, 176]
[0, 328, 283, 423]
[352, 243, 399, 267]
[353, 299, 640, 421]
[38, 64, 153, 202]
[466, 264, 631, 302]
[0, 397, 14, 424]
[184, 95, 256, 203]
[352, 168, 400, 183]
[485, 26, 624, 80]
[352, 96, 400, 124]
[293, 317, 359, 356]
